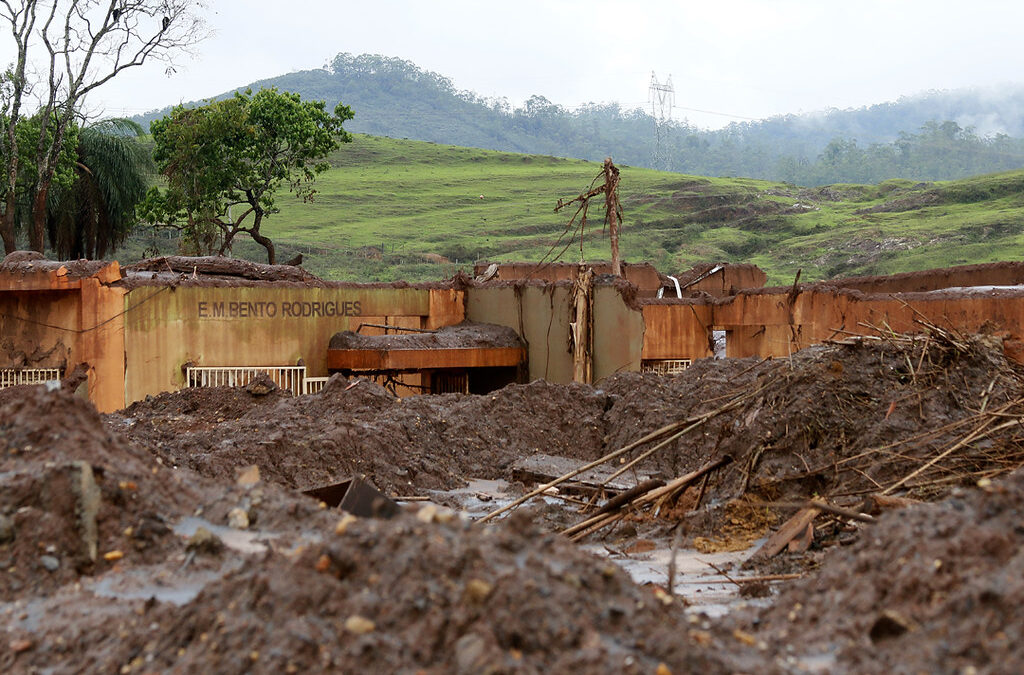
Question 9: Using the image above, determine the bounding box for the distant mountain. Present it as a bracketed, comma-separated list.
[133, 54, 1024, 186]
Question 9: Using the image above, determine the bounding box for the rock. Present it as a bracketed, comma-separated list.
[186, 527, 224, 555]
[344, 615, 375, 634]
[454, 633, 487, 672]
[9, 638, 34, 654]
[463, 578, 493, 605]
[334, 513, 358, 535]
[40, 555, 60, 572]
[416, 504, 438, 523]
[236, 465, 261, 487]
[0, 514, 14, 544]
[56, 461, 101, 563]
[228, 508, 250, 530]
[245, 373, 278, 396]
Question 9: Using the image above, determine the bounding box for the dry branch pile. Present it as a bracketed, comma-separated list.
[498, 325, 1024, 540]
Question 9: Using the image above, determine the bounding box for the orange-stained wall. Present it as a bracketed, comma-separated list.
[12, 257, 1024, 413]
[122, 285, 465, 405]
[0, 265, 126, 411]
[641, 288, 1024, 363]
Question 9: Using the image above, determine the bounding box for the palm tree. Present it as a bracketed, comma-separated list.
[47, 118, 153, 260]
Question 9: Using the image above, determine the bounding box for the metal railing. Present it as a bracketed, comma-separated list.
[641, 359, 692, 376]
[303, 376, 330, 395]
[0, 368, 62, 389]
[186, 366, 307, 396]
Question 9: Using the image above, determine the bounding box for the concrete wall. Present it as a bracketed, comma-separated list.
[829, 261, 1024, 294]
[639, 287, 1024, 362]
[465, 284, 575, 383]
[465, 281, 646, 384]
[122, 285, 464, 405]
[593, 284, 645, 379]
[0, 265, 126, 412]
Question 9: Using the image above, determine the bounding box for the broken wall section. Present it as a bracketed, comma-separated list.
[642, 284, 1024, 363]
[0, 255, 126, 411]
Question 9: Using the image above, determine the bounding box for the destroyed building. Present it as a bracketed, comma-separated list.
[5, 251, 1024, 411]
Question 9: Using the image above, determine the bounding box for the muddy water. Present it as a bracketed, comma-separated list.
[432, 478, 773, 617]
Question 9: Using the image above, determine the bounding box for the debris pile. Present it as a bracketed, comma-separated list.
[4, 328, 1024, 672]
[727, 469, 1024, 673]
[0, 387, 196, 600]
[51, 511, 730, 674]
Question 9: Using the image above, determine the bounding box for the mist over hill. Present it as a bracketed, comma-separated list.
[133, 53, 1024, 186]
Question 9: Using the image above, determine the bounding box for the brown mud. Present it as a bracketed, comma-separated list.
[3, 333, 1024, 672]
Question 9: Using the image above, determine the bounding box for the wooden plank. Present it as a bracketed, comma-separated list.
[751, 506, 820, 560]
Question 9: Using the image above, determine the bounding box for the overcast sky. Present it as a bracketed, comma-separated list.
[33, 0, 1024, 129]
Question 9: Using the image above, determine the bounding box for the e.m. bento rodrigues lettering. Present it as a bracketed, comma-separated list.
[197, 300, 362, 319]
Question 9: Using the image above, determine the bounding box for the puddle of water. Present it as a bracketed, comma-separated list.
[425, 478, 517, 517]
[89, 565, 235, 606]
[434, 477, 774, 617]
[173, 516, 274, 554]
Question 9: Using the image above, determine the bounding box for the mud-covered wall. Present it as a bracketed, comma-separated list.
[829, 261, 1024, 294]
[642, 288, 1024, 362]
[465, 284, 575, 383]
[474, 262, 663, 293]
[122, 286, 463, 404]
[0, 275, 126, 412]
[642, 304, 714, 360]
[465, 281, 646, 384]
[673, 263, 767, 297]
[593, 284, 645, 379]
[0, 290, 78, 370]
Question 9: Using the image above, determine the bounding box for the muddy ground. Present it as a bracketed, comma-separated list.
[3, 332, 1024, 673]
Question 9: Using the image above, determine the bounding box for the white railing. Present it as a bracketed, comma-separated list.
[641, 359, 692, 376]
[186, 366, 307, 396]
[0, 368, 62, 389]
[303, 376, 330, 395]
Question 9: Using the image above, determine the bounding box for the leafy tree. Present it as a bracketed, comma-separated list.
[144, 88, 353, 263]
[0, 111, 78, 244]
[0, 0, 206, 255]
[47, 119, 152, 259]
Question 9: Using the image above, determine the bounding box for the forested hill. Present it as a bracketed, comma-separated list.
[133, 53, 1024, 186]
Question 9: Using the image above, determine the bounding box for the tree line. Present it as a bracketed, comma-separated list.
[232, 53, 1024, 186]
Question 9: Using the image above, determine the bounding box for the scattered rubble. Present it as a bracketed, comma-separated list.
[3, 330, 1024, 672]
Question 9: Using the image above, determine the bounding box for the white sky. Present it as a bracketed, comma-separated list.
[19, 0, 1024, 129]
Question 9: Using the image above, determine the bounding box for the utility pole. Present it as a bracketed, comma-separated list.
[649, 72, 675, 171]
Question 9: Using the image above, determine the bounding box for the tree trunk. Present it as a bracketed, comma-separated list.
[1, 210, 15, 255]
[29, 184, 49, 253]
[253, 229, 276, 265]
[249, 211, 275, 264]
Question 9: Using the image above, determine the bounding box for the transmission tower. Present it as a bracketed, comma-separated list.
[649, 72, 675, 170]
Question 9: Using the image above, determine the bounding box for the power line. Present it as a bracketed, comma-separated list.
[649, 72, 675, 170]
[672, 104, 758, 121]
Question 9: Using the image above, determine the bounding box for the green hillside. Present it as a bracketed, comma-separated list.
[124, 134, 1024, 285]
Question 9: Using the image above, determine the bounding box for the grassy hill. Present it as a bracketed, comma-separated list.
[122, 135, 1024, 285]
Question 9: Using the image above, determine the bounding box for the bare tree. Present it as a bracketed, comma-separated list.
[0, 0, 207, 255]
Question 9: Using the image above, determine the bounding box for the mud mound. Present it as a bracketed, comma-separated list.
[329, 320, 524, 350]
[48, 511, 727, 674]
[734, 471, 1024, 674]
[112, 377, 611, 494]
[600, 334, 1024, 509]
[1, 387, 339, 603]
[115, 383, 291, 430]
[0, 387, 199, 600]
